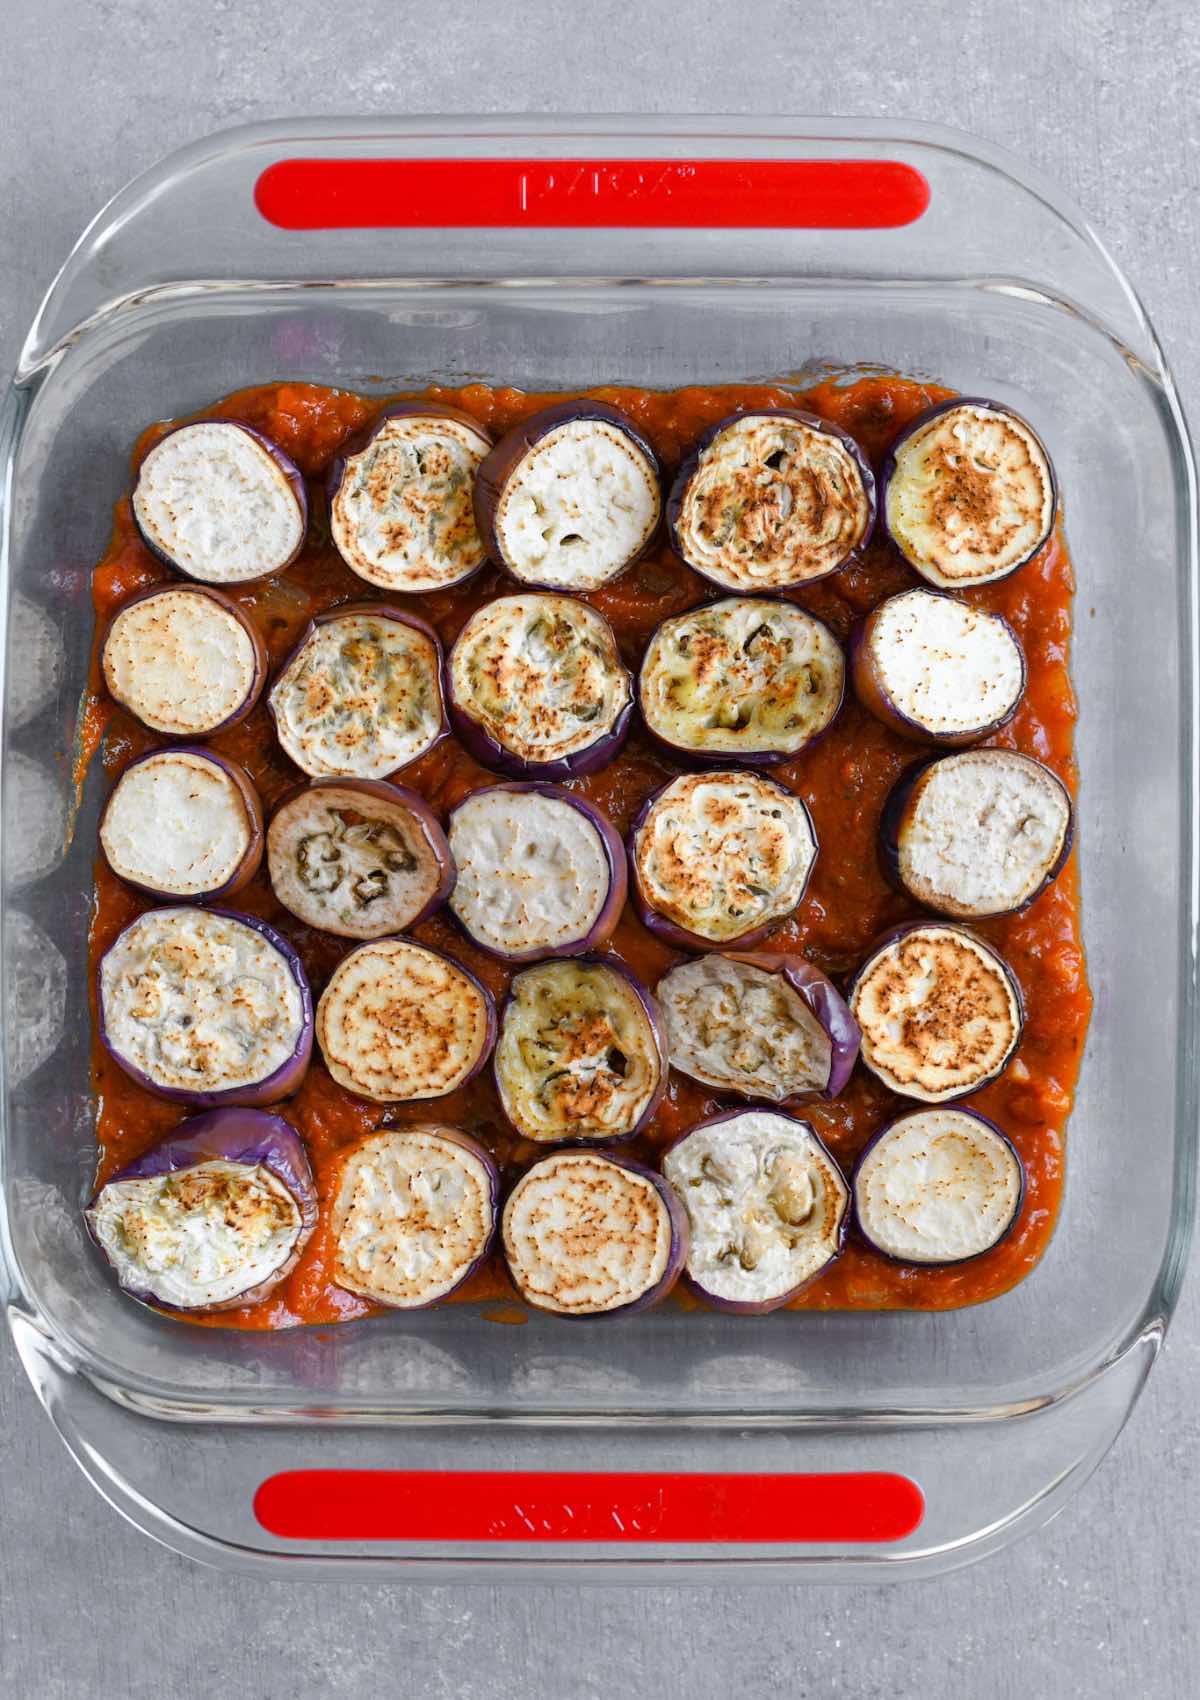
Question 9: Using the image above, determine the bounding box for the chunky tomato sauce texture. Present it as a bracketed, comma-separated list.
[84, 377, 1092, 1328]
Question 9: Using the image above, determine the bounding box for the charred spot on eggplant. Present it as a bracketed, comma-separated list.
[668, 409, 874, 592]
[881, 398, 1056, 588]
[132, 420, 307, 584]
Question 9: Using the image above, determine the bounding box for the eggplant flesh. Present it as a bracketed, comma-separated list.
[330, 411, 491, 591]
[132, 421, 305, 584]
[672, 412, 873, 590]
[502, 1150, 680, 1315]
[316, 938, 493, 1103]
[850, 924, 1022, 1102]
[447, 593, 631, 771]
[639, 598, 844, 761]
[495, 960, 663, 1142]
[663, 1110, 849, 1310]
[632, 770, 816, 945]
[448, 787, 620, 958]
[853, 1108, 1024, 1265]
[100, 748, 259, 900]
[854, 588, 1024, 742]
[888, 749, 1072, 919]
[659, 955, 833, 1100]
[101, 586, 264, 737]
[331, 1126, 497, 1307]
[884, 401, 1055, 588]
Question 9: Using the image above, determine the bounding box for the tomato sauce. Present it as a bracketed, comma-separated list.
[84, 377, 1091, 1327]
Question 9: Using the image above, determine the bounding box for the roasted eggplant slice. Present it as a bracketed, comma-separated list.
[132, 420, 307, 584]
[328, 403, 493, 592]
[848, 922, 1024, 1102]
[850, 587, 1025, 745]
[85, 1109, 317, 1310]
[667, 409, 874, 592]
[446, 591, 633, 778]
[448, 784, 625, 961]
[269, 603, 445, 780]
[638, 596, 844, 765]
[662, 1108, 849, 1313]
[268, 779, 454, 940]
[630, 770, 817, 949]
[502, 1149, 687, 1317]
[494, 958, 666, 1143]
[316, 937, 494, 1103]
[658, 951, 859, 1102]
[474, 401, 661, 591]
[330, 1125, 499, 1307]
[98, 907, 313, 1106]
[100, 747, 264, 902]
[881, 749, 1073, 920]
[881, 398, 1056, 588]
[852, 1107, 1025, 1266]
[100, 584, 268, 737]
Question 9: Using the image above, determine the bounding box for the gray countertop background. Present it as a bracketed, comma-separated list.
[2, 3, 1198, 1695]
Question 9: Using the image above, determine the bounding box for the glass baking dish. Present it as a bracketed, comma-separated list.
[0, 116, 1194, 1581]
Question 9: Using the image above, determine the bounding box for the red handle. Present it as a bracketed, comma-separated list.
[255, 158, 929, 231]
[254, 1469, 924, 1544]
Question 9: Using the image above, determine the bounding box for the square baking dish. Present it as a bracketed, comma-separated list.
[0, 116, 1194, 1580]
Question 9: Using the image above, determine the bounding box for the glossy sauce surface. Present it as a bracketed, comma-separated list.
[85, 377, 1091, 1327]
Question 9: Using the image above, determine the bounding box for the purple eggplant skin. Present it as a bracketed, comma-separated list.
[447, 782, 627, 961]
[847, 594, 1027, 747]
[627, 775, 817, 953]
[100, 583, 270, 737]
[665, 407, 876, 593]
[85, 1108, 318, 1310]
[850, 1108, 1026, 1268]
[473, 399, 662, 586]
[269, 775, 456, 929]
[446, 654, 634, 782]
[494, 956, 669, 1145]
[722, 950, 861, 1101]
[97, 907, 315, 1107]
[662, 1107, 850, 1315]
[133, 419, 309, 583]
[504, 1151, 690, 1319]
[878, 396, 1057, 585]
[100, 746, 265, 903]
[878, 756, 1075, 918]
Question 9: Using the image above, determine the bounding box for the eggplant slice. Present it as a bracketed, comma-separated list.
[269, 605, 444, 780]
[98, 907, 313, 1106]
[132, 420, 306, 584]
[853, 1107, 1025, 1265]
[494, 959, 666, 1143]
[882, 749, 1073, 919]
[100, 747, 263, 902]
[630, 770, 817, 948]
[662, 1109, 850, 1312]
[476, 402, 661, 591]
[446, 592, 632, 778]
[316, 938, 494, 1103]
[668, 409, 874, 591]
[502, 1150, 686, 1317]
[268, 780, 454, 940]
[851, 587, 1025, 744]
[638, 597, 844, 764]
[849, 923, 1023, 1102]
[100, 585, 267, 737]
[330, 1125, 498, 1307]
[882, 399, 1056, 588]
[86, 1109, 317, 1310]
[329, 406, 492, 592]
[448, 784, 625, 960]
[659, 953, 858, 1102]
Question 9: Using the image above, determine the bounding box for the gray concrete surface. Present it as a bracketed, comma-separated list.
[2, 2, 1198, 1695]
